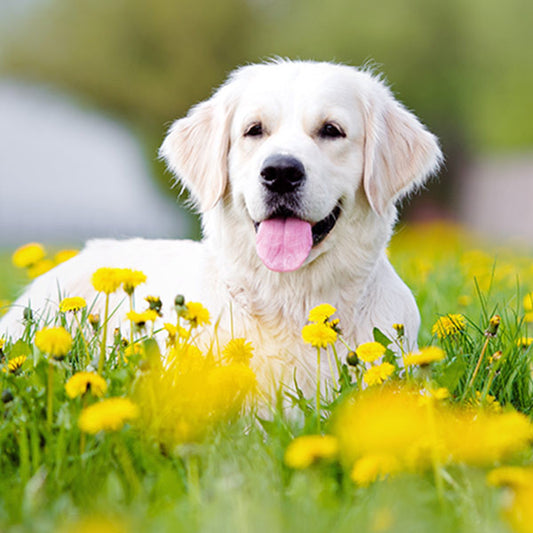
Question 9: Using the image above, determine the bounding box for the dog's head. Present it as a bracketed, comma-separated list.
[161, 60, 442, 272]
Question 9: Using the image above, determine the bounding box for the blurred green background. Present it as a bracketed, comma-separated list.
[1, 0, 533, 236]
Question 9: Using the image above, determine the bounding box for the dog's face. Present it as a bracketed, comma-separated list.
[161, 61, 442, 272]
[227, 67, 365, 271]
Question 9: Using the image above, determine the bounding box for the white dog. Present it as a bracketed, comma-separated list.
[1, 60, 442, 393]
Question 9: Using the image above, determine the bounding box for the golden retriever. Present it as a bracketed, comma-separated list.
[1, 60, 442, 393]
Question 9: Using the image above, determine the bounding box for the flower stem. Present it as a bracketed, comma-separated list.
[73, 313, 90, 369]
[480, 354, 503, 403]
[316, 347, 321, 433]
[113, 434, 140, 495]
[330, 343, 343, 378]
[80, 395, 87, 457]
[463, 335, 490, 399]
[47, 361, 54, 429]
[187, 453, 201, 505]
[128, 293, 135, 346]
[98, 294, 110, 375]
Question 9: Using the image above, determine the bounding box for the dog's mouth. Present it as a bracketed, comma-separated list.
[253, 203, 341, 273]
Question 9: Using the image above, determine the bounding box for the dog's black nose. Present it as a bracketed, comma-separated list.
[260, 154, 305, 194]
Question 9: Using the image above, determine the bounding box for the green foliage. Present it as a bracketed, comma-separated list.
[4, 0, 533, 152]
[3, 0, 257, 131]
[2, 0, 532, 214]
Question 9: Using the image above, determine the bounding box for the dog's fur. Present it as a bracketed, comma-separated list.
[0, 60, 442, 393]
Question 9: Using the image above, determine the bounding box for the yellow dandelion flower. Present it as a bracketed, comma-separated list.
[403, 346, 445, 367]
[59, 296, 87, 313]
[525, 312, 533, 323]
[431, 314, 466, 339]
[363, 362, 395, 386]
[7, 355, 27, 373]
[126, 310, 158, 327]
[418, 386, 451, 406]
[184, 302, 211, 328]
[54, 249, 78, 264]
[446, 410, 533, 465]
[205, 364, 257, 414]
[334, 385, 437, 472]
[355, 341, 386, 363]
[284, 435, 339, 469]
[0, 338, 5, 351]
[350, 454, 400, 486]
[302, 322, 337, 348]
[524, 292, 533, 312]
[163, 322, 177, 335]
[35, 327, 72, 358]
[509, 490, 533, 533]
[468, 390, 502, 413]
[487, 466, 533, 488]
[65, 372, 107, 398]
[430, 387, 450, 401]
[28, 259, 55, 279]
[120, 269, 147, 295]
[91, 267, 123, 294]
[78, 397, 139, 434]
[308, 303, 337, 323]
[334, 384, 533, 477]
[163, 322, 189, 341]
[135, 351, 256, 446]
[123, 343, 143, 363]
[12, 242, 45, 268]
[517, 337, 533, 348]
[222, 338, 254, 365]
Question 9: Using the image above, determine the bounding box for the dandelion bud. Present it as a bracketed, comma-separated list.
[146, 295, 163, 316]
[490, 350, 503, 364]
[174, 294, 185, 307]
[393, 323, 405, 338]
[23, 306, 33, 322]
[1, 389, 14, 404]
[88, 313, 100, 331]
[486, 315, 501, 337]
[346, 351, 359, 366]
[113, 328, 123, 346]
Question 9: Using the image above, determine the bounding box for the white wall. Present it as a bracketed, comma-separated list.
[458, 154, 533, 243]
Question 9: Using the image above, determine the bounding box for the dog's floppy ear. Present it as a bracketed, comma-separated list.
[160, 87, 234, 212]
[362, 82, 443, 216]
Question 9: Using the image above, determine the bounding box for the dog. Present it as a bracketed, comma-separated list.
[0, 60, 442, 394]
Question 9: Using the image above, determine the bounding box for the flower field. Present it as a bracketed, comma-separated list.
[1, 222, 533, 533]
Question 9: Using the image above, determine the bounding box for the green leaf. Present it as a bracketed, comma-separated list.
[438, 358, 468, 392]
[8, 340, 32, 358]
[373, 327, 392, 348]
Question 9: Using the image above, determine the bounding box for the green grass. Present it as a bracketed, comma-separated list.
[1, 224, 533, 533]
[0, 250, 26, 302]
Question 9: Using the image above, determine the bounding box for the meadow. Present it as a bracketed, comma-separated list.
[1, 222, 533, 533]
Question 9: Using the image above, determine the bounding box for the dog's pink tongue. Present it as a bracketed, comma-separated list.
[256, 218, 312, 272]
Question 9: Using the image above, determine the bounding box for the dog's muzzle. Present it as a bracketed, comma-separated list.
[253, 154, 341, 273]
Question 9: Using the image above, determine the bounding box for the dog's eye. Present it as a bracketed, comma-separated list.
[244, 123, 263, 138]
[318, 122, 346, 139]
